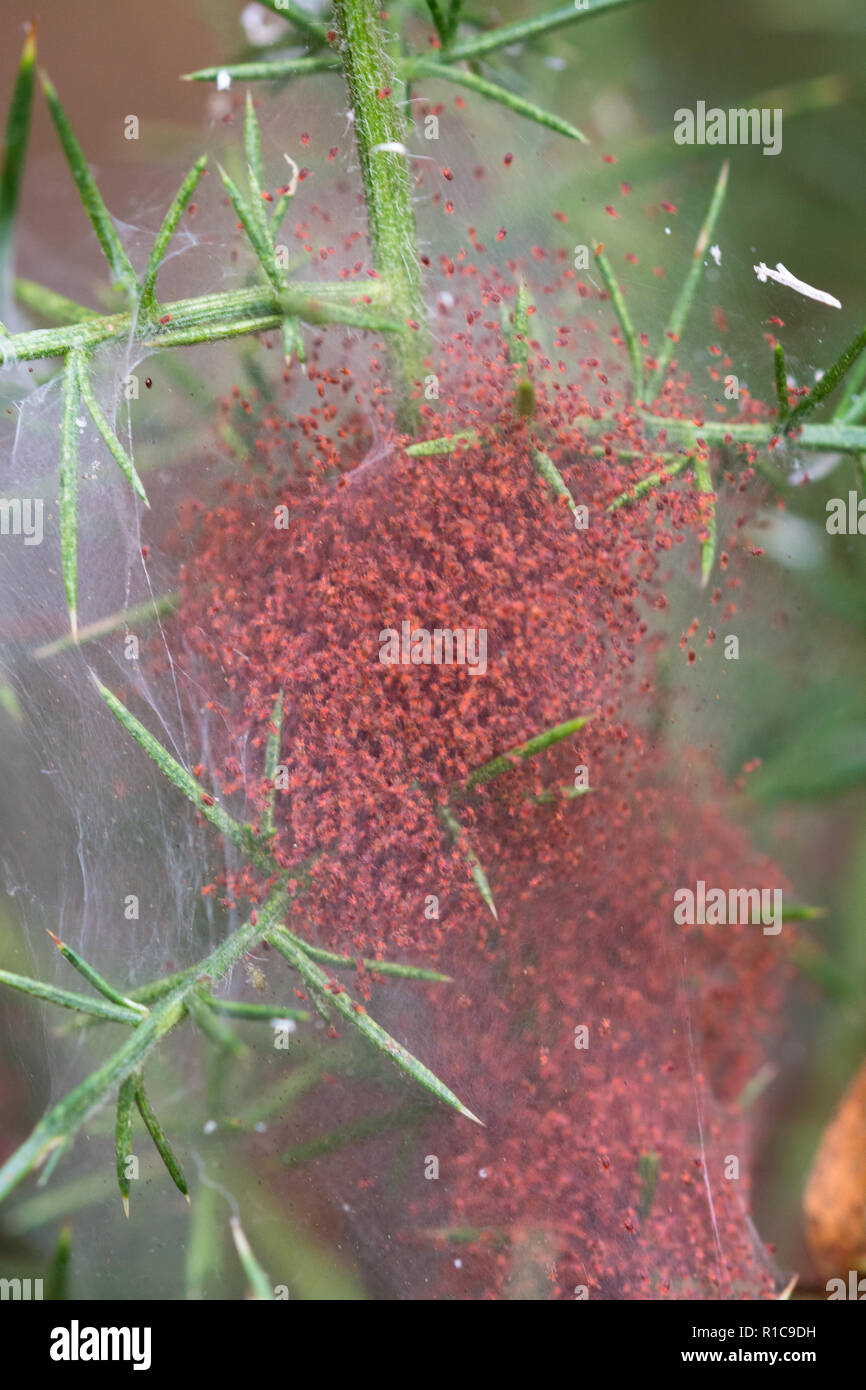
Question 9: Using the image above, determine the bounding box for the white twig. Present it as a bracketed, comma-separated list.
[753, 261, 841, 309]
[282, 154, 300, 199]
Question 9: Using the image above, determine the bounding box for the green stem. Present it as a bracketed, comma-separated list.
[333, 0, 427, 425]
[577, 410, 866, 458]
[0, 888, 290, 1205]
[0, 281, 397, 363]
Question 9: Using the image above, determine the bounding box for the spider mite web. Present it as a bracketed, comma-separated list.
[0, 68, 794, 1298]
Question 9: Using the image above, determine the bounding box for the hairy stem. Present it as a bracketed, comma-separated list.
[0, 281, 397, 363]
[333, 0, 427, 425]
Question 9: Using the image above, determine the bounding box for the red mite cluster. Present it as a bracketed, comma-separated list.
[171, 272, 788, 1298]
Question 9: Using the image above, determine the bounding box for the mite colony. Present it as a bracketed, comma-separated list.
[159, 207, 787, 1295]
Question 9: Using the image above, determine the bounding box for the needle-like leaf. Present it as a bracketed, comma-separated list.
[436, 802, 498, 921]
[76, 356, 149, 505]
[281, 931, 452, 982]
[835, 347, 866, 420]
[14, 278, 97, 324]
[260, 691, 284, 841]
[531, 446, 578, 515]
[134, 1075, 189, 1202]
[692, 453, 716, 587]
[405, 57, 587, 141]
[204, 996, 310, 1022]
[218, 163, 283, 292]
[59, 350, 82, 639]
[33, 592, 177, 661]
[230, 1216, 274, 1300]
[281, 314, 305, 365]
[444, 0, 644, 62]
[140, 155, 207, 313]
[784, 323, 866, 432]
[255, 0, 331, 44]
[187, 989, 247, 1058]
[0, 23, 37, 286]
[462, 715, 591, 792]
[425, 0, 450, 43]
[506, 281, 531, 369]
[45, 1218, 72, 1299]
[244, 92, 265, 196]
[115, 1076, 135, 1217]
[593, 240, 643, 397]
[649, 160, 729, 397]
[92, 677, 275, 874]
[606, 452, 693, 511]
[0, 968, 143, 1026]
[182, 57, 340, 84]
[45, 929, 148, 1016]
[406, 430, 480, 456]
[41, 74, 138, 302]
[268, 925, 483, 1123]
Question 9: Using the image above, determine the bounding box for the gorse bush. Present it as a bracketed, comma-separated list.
[0, 0, 864, 1301]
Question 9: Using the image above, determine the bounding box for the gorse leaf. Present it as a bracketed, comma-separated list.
[593, 241, 643, 397]
[92, 677, 276, 874]
[607, 453, 692, 510]
[0, 968, 143, 1026]
[33, 593, 177, 661]
[835, 347, 866, 421]
[45, 1219, 72, 1299]
[230, 1217, 274, 1300]
[140, 155, 207, 312]
[268, 925, 484, 1124]
[41, 74, 138, 302]
[506, 281, 531, 369]
[405, 57, 588, 141]
[444, 0, 645, 61]
[462, 716, 591, 791]
[183, 56, 340, 84]
[59, 351, 82, 638]
[284, 933, 452, 982]
[256, 0, 332, 43]
[436, 801, 499, 921]
[205, 997, 310, 1022]
[785, 323, 866, 431]
[187, 989, 247, 1059]
[424, 0, 450, 43]
[692, 453, 716, 588]
[0, 23, 37, 287]
[218, 163, 283, 293]
[531, 446, 578, 515]
[115, 1077, 135, 1218]
[244, 91, 265, 195]
[649, 160, 729, 396]
[45, 929, 148, 1016]
[261, 691, 284, 841]
[14, 278, 97, 324]
[406, 430, 480, 456]
[76, 357, 149, 505]
[134, 1075, 190, 1202]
